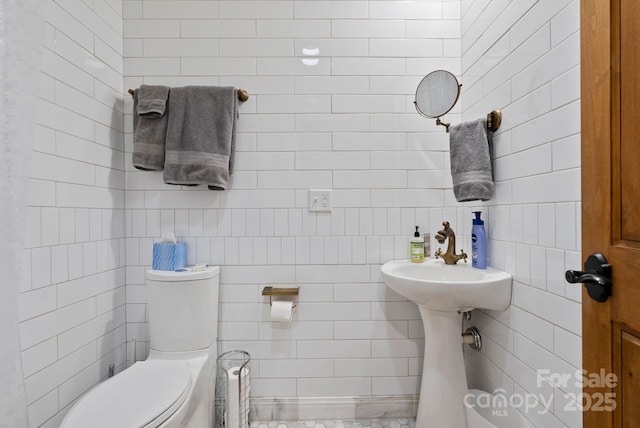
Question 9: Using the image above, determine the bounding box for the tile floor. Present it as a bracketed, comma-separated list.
[250, 419, 416, 428]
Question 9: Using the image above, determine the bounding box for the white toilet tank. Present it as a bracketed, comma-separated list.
[146, 266, 220, 352]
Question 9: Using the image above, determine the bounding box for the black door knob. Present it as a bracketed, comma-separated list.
[565, 253, 613, 302]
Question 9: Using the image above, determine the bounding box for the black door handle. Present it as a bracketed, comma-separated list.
[565, 253, 613, 302]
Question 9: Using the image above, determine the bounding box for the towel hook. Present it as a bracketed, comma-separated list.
[127, 88, 249, 102]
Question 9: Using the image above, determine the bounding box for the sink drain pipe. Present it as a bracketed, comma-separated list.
[462, 327, 482, 351]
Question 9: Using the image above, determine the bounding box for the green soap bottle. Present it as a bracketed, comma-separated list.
[410, 226, 425, 263]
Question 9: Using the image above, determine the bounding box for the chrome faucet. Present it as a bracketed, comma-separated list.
[434, 221, 467, 265]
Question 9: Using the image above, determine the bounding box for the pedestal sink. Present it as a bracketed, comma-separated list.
[380, 259, 512, 428]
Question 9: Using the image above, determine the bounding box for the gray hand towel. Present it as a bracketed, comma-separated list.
[449, 118, 494, 202]
[137, 84, 170, 117]
[163, 86, 238, 190]
[132, 85, 170, 171]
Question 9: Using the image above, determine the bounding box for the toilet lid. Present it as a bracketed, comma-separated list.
[62, 360, 192, 428]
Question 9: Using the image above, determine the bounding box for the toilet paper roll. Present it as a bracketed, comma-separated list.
[270, 301, 293, 322]
[226, 366, 249, 428]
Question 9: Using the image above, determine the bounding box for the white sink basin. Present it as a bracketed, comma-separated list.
[380, 259, 513, 427]
[380, 259, 512, 312]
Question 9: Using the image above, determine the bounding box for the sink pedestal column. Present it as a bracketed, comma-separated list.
[416, 308, 468, 428]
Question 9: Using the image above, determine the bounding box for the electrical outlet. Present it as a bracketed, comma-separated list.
[308, 189, 332, 212]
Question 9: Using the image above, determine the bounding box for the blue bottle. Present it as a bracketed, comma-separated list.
[471, 211, 486, 269]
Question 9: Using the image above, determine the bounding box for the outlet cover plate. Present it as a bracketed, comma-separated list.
[308, 189, 332, 212]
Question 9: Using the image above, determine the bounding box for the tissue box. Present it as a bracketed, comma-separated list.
[152, 242, 187, 271]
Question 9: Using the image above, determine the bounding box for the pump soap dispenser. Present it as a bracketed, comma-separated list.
[410, 226, 425, 263]
[471, 212, 486, 269]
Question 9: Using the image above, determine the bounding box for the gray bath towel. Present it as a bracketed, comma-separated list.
[449, 118, 494, 202]
[132, 85, 170, 171]
[163, 86, 238, 190]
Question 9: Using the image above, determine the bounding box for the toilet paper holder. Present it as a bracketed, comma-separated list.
[262, 286, 299, 308]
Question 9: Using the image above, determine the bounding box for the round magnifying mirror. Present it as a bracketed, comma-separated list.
[414, 70, 461, 118]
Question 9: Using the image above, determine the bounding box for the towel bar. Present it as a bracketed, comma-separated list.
[127, 88, 249, 102]
[434, 109, 502, 133]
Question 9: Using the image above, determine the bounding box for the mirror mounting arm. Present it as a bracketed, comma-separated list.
[436, 117, 451, 133]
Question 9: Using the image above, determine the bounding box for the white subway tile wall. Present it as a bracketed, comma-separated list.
[462, 1, 582, 427]
[22, 1, 126, 426]
[19, 0, 583, 426]
[123, 0, 458, 410]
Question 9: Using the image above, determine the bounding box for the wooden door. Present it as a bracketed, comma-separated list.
[582, 0, 640, 426]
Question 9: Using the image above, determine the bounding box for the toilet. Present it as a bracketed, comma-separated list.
[61, 266, 220, 428]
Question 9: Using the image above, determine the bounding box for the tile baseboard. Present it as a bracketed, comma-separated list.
[250, 396, 418, 422]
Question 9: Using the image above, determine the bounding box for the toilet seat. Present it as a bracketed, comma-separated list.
[61, 360, 192, 428]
